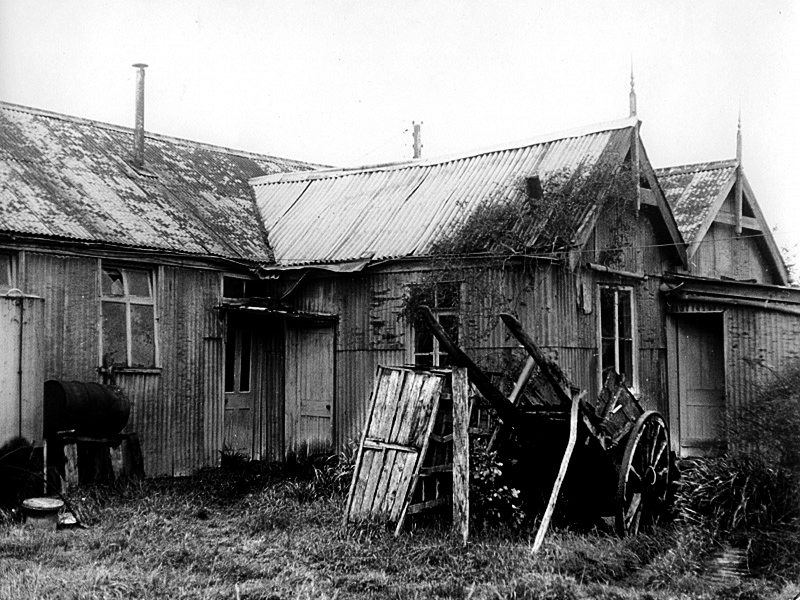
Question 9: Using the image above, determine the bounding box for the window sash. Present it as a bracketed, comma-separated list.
[599, 286, 635, 386]
[101, 266, 157, 368]
[410, 282, 460, 368]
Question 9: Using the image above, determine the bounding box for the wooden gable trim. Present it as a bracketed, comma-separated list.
[686, 170, 737, 260]
[741, 174, 789, 285]
[637, 140, 687, 267]
[575, 134, 687, 268]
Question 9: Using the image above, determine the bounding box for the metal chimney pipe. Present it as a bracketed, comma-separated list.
[132, 63, 148, 167]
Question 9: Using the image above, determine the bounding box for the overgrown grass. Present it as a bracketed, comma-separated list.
[673, 362, 800, 584]
[0, 459, 791, 600]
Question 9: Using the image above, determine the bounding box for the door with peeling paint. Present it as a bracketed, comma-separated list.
[223, 316, 256, 456]
[677, 314, 726, 456]
[285, 322, 335, 458]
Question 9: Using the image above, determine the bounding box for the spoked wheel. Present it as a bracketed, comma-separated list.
[615, 411, 670, 536]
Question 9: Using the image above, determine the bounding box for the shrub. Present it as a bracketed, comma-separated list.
[674, 361, 800, 581]
[470, 439, 524, 530]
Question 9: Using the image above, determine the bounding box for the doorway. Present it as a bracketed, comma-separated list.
[285, 322, 335, 458]
[674, 313, 726, 456]
[223, 314, 256, 456]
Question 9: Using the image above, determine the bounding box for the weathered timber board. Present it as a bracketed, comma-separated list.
[345, 366, 445, 523]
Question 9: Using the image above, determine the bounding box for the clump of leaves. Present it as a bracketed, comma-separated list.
[309, 440, 359, 497]
[470, 439, 524, 530]
[428, 159, 636, 260]
[675, 455, 794, 535]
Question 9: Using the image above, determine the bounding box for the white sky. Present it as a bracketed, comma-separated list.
[1, 1, 799, 263]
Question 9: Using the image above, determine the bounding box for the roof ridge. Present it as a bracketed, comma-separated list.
[655, 159, 738, 176]
[0, 99, 316, 167]
[253, 116, 639, 185]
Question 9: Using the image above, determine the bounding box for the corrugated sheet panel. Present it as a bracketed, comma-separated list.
[0, 101, 315, 261]
[23, 253, 100, 379]
[725, 308, 800, 420]
[253, 119, 636, 266]
[656, 160, 737, 246]
[118, 371, 164, 476]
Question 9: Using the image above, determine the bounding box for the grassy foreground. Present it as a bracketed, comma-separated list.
[0, 463, 796, 600]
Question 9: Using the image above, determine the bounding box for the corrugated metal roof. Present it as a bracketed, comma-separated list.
[0, 101, 316, 261]
[252, 118, 637, 266]
[655, 160, 737, 246]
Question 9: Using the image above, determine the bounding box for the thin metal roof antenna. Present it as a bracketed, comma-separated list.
[412, 121, 423, 159]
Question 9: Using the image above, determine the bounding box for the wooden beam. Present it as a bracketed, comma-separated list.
[713, 212, 761, 231]
[418, 306, 523, 431]
[532, 392, 583, 553]
[499, 313, 573, 407]
[452, 367, 469, 545]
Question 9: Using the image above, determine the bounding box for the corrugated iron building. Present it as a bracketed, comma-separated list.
[249, 117, 698, 457]
[0, 101, 314, 474]
[250, 117, 800, 460]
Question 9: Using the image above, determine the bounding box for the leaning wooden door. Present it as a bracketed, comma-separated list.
[223, 317, 256, 456]
[285, 323, 335, 458]
[677, 314, 725, 456]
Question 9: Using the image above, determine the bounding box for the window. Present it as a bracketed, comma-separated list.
[101, 266, 156, 368]
[224, 323, 252, 393]
[222, 276, 269, 299]
[0, 253, 14, 290]
[410, 281, 460, 367]
[599, 285, 635, 385]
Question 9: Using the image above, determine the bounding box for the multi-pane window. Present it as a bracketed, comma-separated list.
[101, 266, 156, 368]
[411, 282, 460, 367]
[225, 324, 252, 393]
[599, 286, 635, 384]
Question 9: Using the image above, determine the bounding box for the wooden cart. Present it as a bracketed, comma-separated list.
[419, 307, 672, 536]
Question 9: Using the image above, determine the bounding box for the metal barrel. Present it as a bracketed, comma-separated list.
[43, 380, 130, 437]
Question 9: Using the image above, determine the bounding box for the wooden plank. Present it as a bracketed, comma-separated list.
[532, 392, 583, 553]
[362, 439, 417, 452]
[499, 313, 573, 407]
[344, 366, 385, 523]
[395, 384, 443, 535]
[63, 442, 79, 490]
[451, 367, 469, 544]
[386, 373, 440, 519]
[406, 497, 448, 515]
[371, 370, 413, 516]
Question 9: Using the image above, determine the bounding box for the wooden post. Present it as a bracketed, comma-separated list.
[451, 367, 469, 544]
[532, 392, 583, 553]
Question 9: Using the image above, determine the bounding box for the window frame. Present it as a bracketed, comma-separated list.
[408, 281, 461, 368]
[99, 263, 159, 369]
[224, 319, 253, 394]
[596, 284, 638, 391]
[0, 252, 16, 291]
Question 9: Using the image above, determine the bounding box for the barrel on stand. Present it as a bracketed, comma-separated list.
[43, 380, 129, 438]
[43, 380, 142, 486]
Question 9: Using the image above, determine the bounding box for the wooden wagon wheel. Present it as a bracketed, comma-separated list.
[615, 411, 670, 536]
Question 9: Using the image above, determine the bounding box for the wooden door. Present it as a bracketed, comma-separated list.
[677, 314, 725, 456]
[285, 323, 335, 458]
[223, 317, 255, 456]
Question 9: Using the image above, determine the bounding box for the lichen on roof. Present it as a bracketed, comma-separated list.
[0, 101, 316, 262]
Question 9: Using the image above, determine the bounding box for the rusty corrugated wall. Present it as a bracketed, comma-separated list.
[21, 250, 226, 476]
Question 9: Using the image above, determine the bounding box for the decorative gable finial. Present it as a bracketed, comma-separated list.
[736, 105, 742, 166]
[735, 106, 743, 234]
[629, 59, 637, 117]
